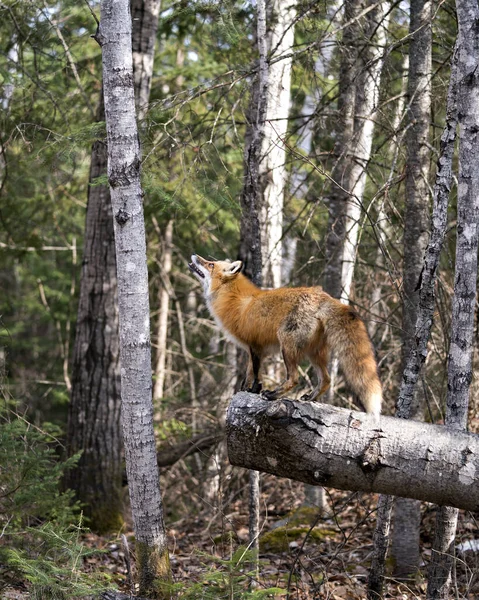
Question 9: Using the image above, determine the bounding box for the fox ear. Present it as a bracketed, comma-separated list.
[228, 260, 242, 274]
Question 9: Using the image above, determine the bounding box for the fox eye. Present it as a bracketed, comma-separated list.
[208, 262, 214, 268]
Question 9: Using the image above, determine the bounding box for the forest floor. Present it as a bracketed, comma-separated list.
[116, 475, 479, 599]
[3, 472, 479, 599]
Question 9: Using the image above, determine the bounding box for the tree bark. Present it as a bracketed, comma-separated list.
[239, 0, 296, 287]
[96, 0, 170, 595]
[391, 0, 432, 579]
[427, 2, 479, 595]
[65, 92, 123, 533]
[259, 0, 296, 288]
[131, 0, 161, 121]
[226, 392, 479, 512]
[339, 1, 391, 302]
[369, 42, 456, 600]
[153, 219, 173, 403]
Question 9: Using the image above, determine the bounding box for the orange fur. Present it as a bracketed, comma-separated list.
[188, 254, 382, 415]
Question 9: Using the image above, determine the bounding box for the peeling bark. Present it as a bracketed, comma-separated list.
[226, 393, 479, 512]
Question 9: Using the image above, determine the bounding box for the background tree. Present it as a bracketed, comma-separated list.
[391, 0, 432, 579]
[65, 0, 162, 533]
[427, 1, 479, 594]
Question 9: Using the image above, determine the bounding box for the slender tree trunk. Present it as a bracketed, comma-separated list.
[368, 54, 409, 341]
[95, 0, 170, 595]
[369, 22, 455, 600]
[340, 2, 390, 301]
[391, 0, 432, 579]
[131, 0, 161, 121]
[259, 0, 296, 288]
[323, 0, 360, 301]
[427, 3, 479, 594]
[153, 219, 173, 403]
[325, 0, 390, 303]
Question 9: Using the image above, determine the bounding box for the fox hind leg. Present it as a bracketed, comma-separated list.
[301, 345, 330, 402]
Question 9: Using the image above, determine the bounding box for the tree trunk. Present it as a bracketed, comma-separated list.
[226, 392, 479, 512]
[368, 53, 409, 341]
[391, 0, 432, 579]
[259, 0, 296, 288]
[368, 44, 457, 600]
[131, 0, 161, 121]
[153, 219, 173, 403]
[240, 0, 296, 287]
[96, 0, 171, 595]
[339, 1, 391, 302]
[65, 93, 123, 533]
[427, 2, 479, 594]
[323, 0, 360, 301]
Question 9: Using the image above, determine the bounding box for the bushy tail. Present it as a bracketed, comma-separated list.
[323, 302, 382, 416]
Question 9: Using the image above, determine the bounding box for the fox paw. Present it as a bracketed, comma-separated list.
[246, 381, 262, 394]
[261, 389, 279, 401]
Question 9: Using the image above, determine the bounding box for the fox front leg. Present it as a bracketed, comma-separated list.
[242, 347, 262, 394]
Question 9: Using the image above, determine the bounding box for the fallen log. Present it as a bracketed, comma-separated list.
[226, 392, 479, 511]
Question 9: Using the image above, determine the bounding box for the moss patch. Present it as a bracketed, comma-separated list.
[260, 525, 336, 553]
[136, 540, 172, 599]
[259, 507, 336, 553]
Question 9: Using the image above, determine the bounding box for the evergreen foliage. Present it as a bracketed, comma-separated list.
[0, 404, 111, 597]
[170, 547, 286, 598]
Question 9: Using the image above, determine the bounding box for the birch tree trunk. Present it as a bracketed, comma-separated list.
[324, 0, 390, 303]
[391, 0, 432, 579]
[153, 219, 173, 403]
[368, 54, 409, 341]
[259, 0, 296, 288]
[427, 3, 479, 594]
[95, 0, 170, 594]
[240, 0, 296, 287]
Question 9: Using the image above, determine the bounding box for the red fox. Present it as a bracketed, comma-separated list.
[188, 254, 382, 416]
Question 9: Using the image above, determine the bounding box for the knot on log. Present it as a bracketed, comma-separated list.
[265, 400, 292, 424]
[359, 437, 381, 472]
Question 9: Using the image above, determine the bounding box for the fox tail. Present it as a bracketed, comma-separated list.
[323, 303, 382, 416]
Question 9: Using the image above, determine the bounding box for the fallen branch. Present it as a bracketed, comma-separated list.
[226, 392, 479, 511]
[157, 432, 223, 469]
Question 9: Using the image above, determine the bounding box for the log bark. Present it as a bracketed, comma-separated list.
[226, 392, 479, 512]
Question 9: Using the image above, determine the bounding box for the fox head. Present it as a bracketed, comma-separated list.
[188, 254, 243, 294]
